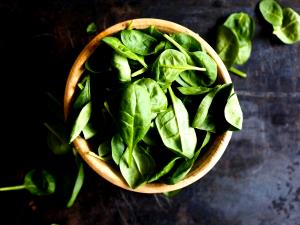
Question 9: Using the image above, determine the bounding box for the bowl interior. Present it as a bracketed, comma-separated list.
[64, 18, 232, 193]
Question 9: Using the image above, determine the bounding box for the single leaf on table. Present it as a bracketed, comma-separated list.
[119, 145, 156, 188]
[224, 12, 255, 42]
[216, 25, 239, 68]
[70, 102, 92, 143]
[135, 78, 168, 114]
[118, 83, 152, 165]
[102, 37, 147, 68]
[259, 0, 283, 27]
[111, 52, 131, 83]
[0, 169, 56, 196]
[86, 22, 97, 35]
[273, 8, 300, 44]
[121, 30, 158, 55]
[111, 134, 126, 165]
[66, 162, 84, 208]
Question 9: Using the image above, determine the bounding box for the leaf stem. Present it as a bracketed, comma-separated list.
[131, 67, 148, 77]
[229, 67, 247, 78]
[0, 184, 26, 191]
[161, 65, 206, 71]
[163, 34, 191, 60]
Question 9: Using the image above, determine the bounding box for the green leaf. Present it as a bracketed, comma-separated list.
[86, 22, 97, 35]
[170, 33, 204, 52]
[259, 0, 283, 27]
[118, 84, 152, 165]
[70, 102, 92, 143]
[273, 7, 300, 44]
[112, 52, 131, 83]
[102, 37, 147, 68]
[73, 76, 91, 110]
[111, 134, 126, 165]
[98, 140, 112, 161]
[216, 25, 239, 68]
[224, 93, 243, 130]
[136, 78, 168, 114]
[177, 86, 213, 95]
[66, 162, 84, 208]
[235, 40, 252, 65]
[119, 146, 155, 188]
[121, 30, 158, 55]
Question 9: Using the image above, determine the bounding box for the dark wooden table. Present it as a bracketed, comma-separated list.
[1, 0, 300, 224]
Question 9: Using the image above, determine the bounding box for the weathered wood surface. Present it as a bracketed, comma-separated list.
[0, 0, 299, 225]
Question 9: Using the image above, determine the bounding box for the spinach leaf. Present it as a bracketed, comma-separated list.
[148, 157, 181, 183]
[136, 78, 168, 114]
[169, 33, 204, 52]
[142, 25, 164, 39]
[235, 40, 252, 65]
[167, 132, 211, 184]
[70, 102, 92, 143]
[216, 25, 239, 68]
[192, 86, 221, 129]
[118, 84, 152, 165]
[119, 145, 156, 188]
[152, 49, 205, 89]
[73, 75, 91, 110]
[273, 7, 300, 44]
[111, 52, 131, 83]
[86, 22, 97, 35]
[259, 0, 283, 27]
[155, 87, 197, 159]
[102, 37, 147, 68]
[0, 169, 56, 196]
[82, 122, 97, 139]
[177, 86, 213, 95]
[98, 140, 112, 161]
[121, 30, 158, 55]
[190, 51, 217, 86]
[225, 93, 243, 130]
[224, 12, 255, 42]
[111, 134, 126, 165]
[66, 162, 84, 208]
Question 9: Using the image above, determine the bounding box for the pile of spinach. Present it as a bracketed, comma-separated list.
[259, 0, 300, 44]
[216, 12, 255, 78]
[69, 26, 243, 189]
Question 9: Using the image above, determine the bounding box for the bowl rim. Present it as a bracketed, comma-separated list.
[64, 18, 232, 194]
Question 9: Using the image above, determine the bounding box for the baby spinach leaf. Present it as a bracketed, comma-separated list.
[142, 25, 164, 39]
[152, 49, 205, 89]
[224, 12, 255, 42]
[192, 86, 221, 129]
[66, 162, 84, 208]
[216, 25, 239, 68]
[273, 7, 300, 44]
[136, 78, 168, 114]
[86, 22, 97, 35]
[73, 76, 91, 110]
[224, 93, 243, 130]
[119, 145, 155, 188]
[70, 102, 92, 143]
[98, 140, 112, 161]
[82, 122, 97, 139]
[259, 0, 283, 27]
[190, 51, 217, 86]
[121, 30, 158, 55]
[111, 134, 126, 165]
[148, 157, 181, 183]
[0, 169, 56, 196]
[170, 33, 204, 52]
[102, 37, 147, 68]
[177, 86, 213, 95]
[118, 84, 152, 165]
[167, 132, 211, 184]
[235, 40, 252, 65]
[112, 52, 131, 83]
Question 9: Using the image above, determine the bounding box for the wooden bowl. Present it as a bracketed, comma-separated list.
[64, 18, 232, 193]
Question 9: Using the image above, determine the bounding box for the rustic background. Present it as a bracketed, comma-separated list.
[0, 0, 300, 225]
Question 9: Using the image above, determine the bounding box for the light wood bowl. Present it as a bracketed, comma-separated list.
[64, 18, 232, 193]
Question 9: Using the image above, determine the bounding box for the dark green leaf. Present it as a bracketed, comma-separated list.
[86, 22, 97, 35]
[225, 93, 243, 130]
[111, 134, 126, 165]
[98, 140, 112, 161]
[259, 0, 283, 27]
[66, 162, 84, 208]
[25, 170, 56, 196]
